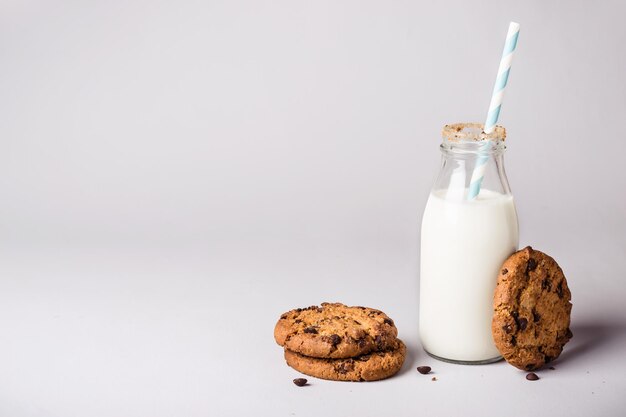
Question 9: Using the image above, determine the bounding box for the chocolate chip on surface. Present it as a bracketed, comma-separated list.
[502, 324, 513, 333]
[303, 326, 318, 334]
[293, 378, 308, 386]
[527, 258, 537, 272]
[383, 318, 394, 326]
[526, 373, 539, 381]
[417, 366, 431, 375]
[501, 268, 508, 275]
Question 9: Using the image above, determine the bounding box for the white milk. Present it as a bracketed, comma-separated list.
[419, 188, 519, 362]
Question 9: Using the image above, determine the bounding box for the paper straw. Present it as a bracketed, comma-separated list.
[467, 22, 520, 200]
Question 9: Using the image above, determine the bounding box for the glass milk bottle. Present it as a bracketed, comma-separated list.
[419, 123, 519, 364]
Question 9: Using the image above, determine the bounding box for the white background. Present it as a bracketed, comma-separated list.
[1, 1, 625, 416]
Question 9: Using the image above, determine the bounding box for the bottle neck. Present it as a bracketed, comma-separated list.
[440, 139, 506, 159]
[434, 123, 511, 200]
[433, 139, 512, 200]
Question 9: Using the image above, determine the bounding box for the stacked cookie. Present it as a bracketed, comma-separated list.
[274, 302, 405, 382]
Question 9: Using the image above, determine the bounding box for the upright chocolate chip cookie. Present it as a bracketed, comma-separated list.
[274, 302, 398, 359]
[284, 339, 406, 382]
[492, 247, 573, 371]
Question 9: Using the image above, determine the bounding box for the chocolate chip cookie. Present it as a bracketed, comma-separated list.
[284, 339, 406, 382]
[492, 247, 573, 371]
[274, 302, 398, 359]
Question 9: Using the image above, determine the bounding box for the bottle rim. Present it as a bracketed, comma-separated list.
[442, 122, 506, 142]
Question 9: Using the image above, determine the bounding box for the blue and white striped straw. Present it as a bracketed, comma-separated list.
[468, 22, 520, 200]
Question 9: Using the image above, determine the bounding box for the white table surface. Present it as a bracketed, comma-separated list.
[2, 1, 626, 416]
[1, 243, 624, 417]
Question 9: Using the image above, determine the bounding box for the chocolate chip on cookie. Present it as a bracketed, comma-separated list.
[274, 302, 398, 359]
[492, 247, 573, 371]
